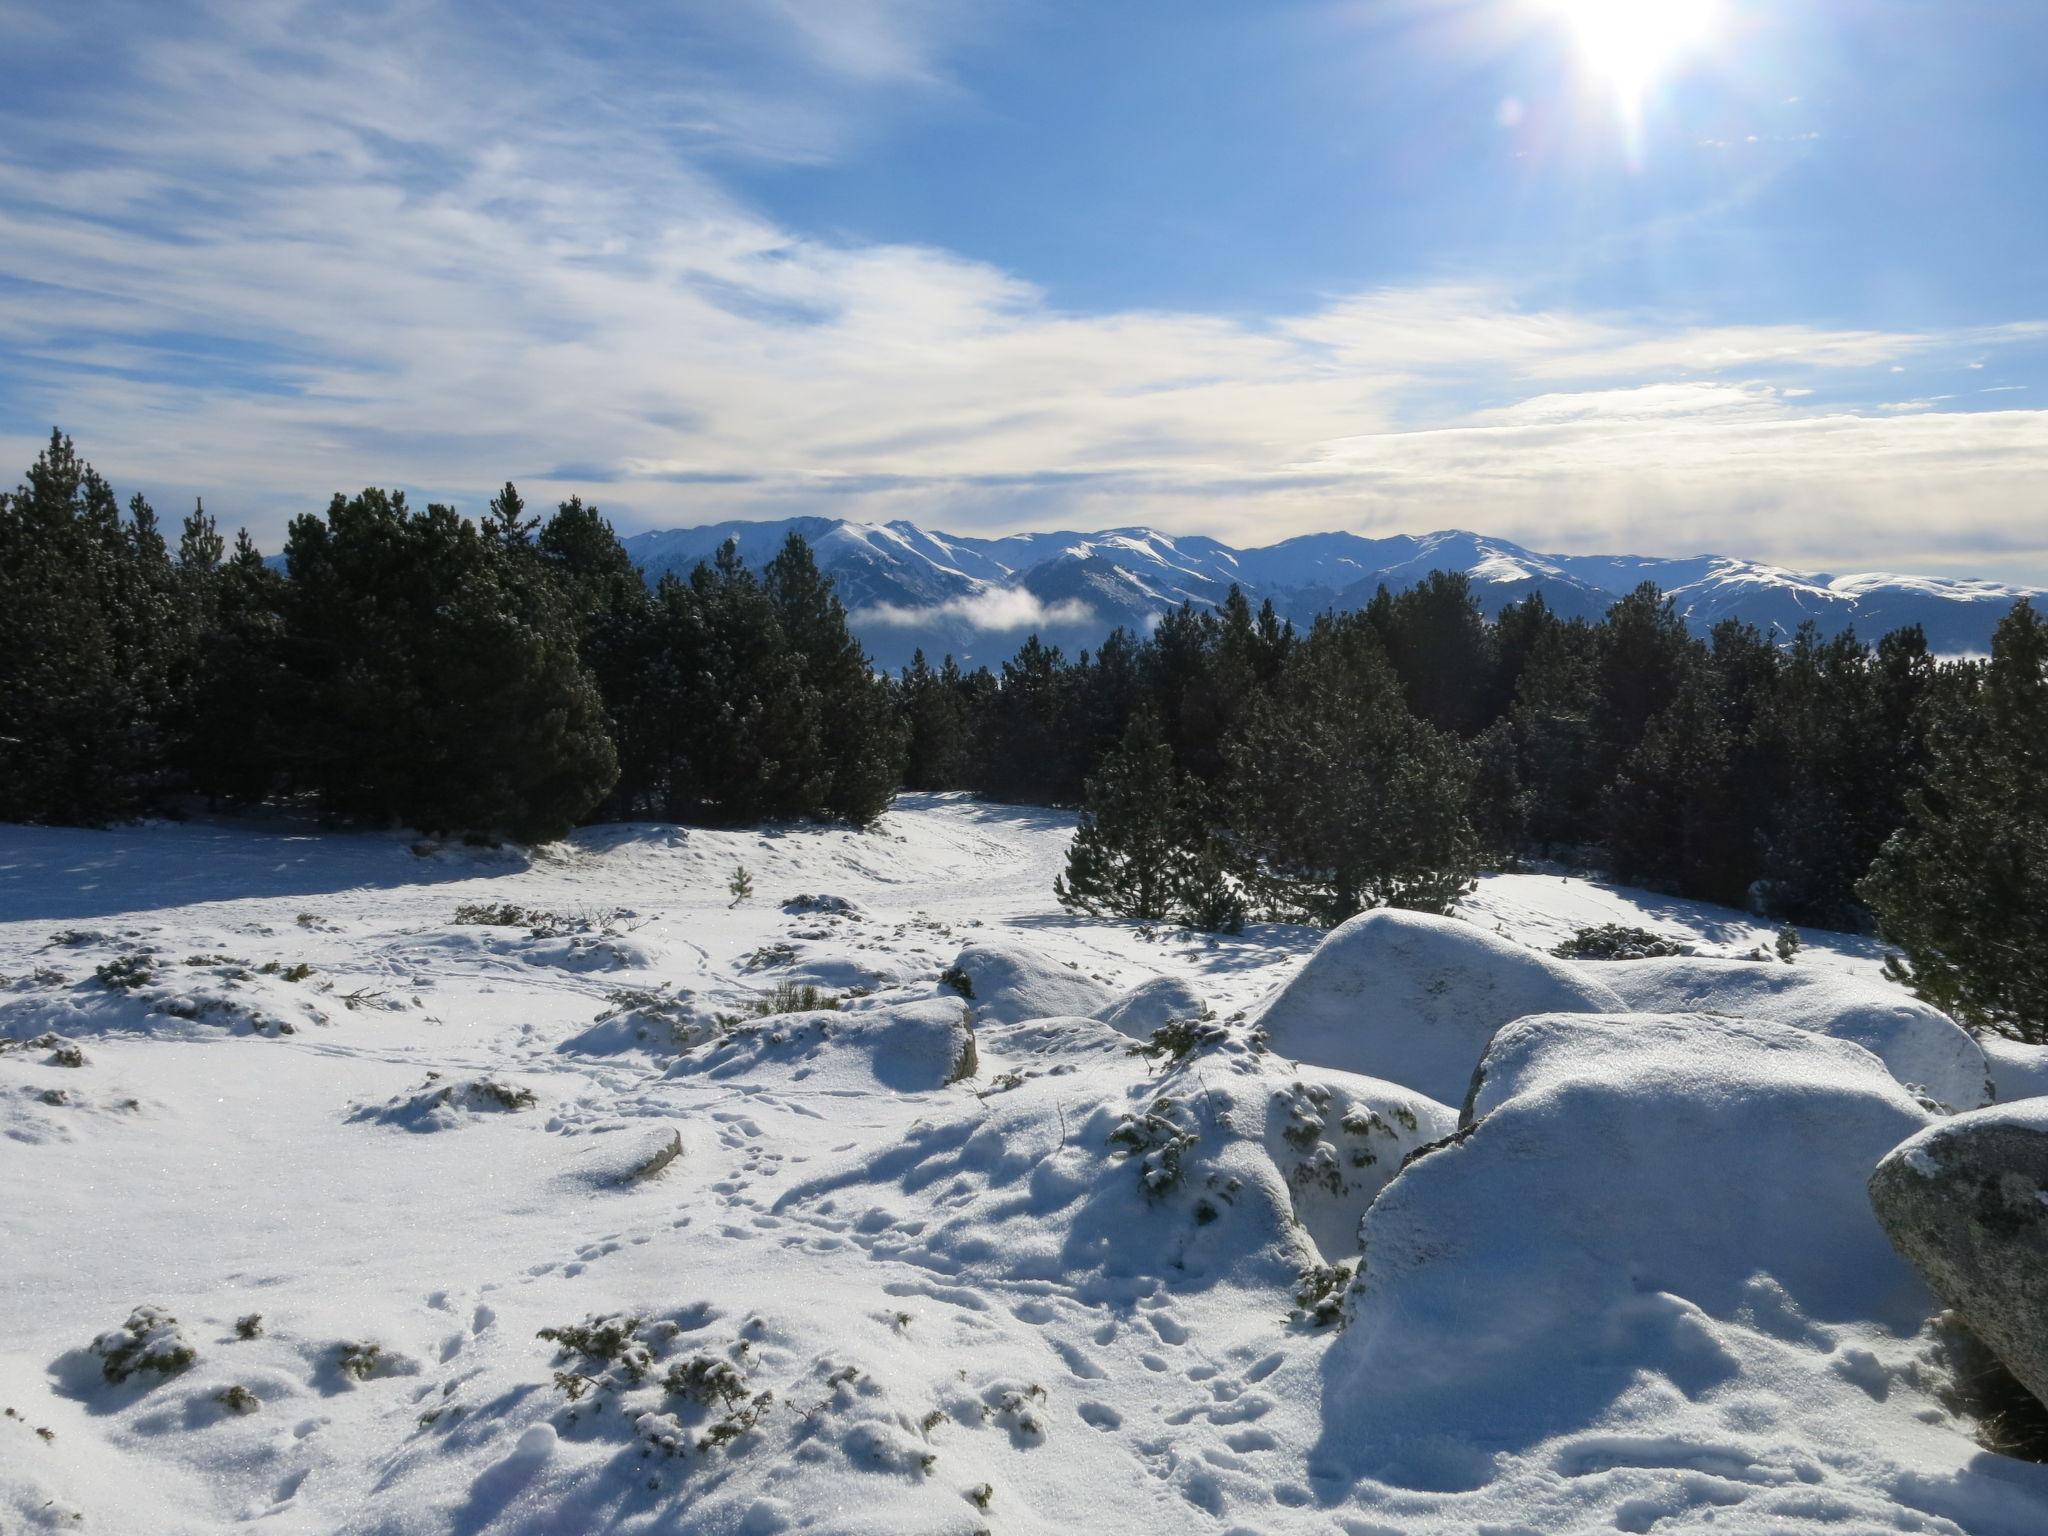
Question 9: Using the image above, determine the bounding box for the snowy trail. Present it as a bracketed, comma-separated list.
[5, 795, 2047, 1535]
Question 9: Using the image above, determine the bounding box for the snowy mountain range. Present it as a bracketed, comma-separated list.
[621, 518, 2042, 670]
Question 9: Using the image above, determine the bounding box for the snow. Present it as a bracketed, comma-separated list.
[1096, 975, 1210, 1041]
[1252, 907, 1624, 1104]
[1590, 956, 1993, 1110]
[4, 796, 2047, 1535]
[944, 940, 1118, 1026]
[1981, 1035, 2048, 1102]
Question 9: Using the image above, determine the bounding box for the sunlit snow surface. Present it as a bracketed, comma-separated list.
[3, 795, 2046, 1534]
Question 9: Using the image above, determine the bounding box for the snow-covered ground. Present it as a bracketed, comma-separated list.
[4, 794, 2046, 1534]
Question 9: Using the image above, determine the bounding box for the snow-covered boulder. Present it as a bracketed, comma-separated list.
[1097, 975, 1209, 1041]
[944, 942, 1115, 1026]
[1262, 1065, 1454, 1264]
[347, 1075, 538, 1132]
[1253, 909, 1623, 1104]
[1981, 1035, 2048, 1103]
[666, 997, 977, 1094]
[1590, 957, 1992, 1110]
[775, 1025, 1449, 1301]
[1327, 1013, 1936, 1466]
[1870, 1100, 2048, 1410]
[563, 1124, 685, 1188]
[2, 962, 332, 1041]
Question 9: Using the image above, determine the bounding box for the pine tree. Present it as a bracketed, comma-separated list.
[764, 532, 902, 825]
[535, 495, 654, 816]
[0, 431, 174, 822]
[1861, 601, 2048, 1041]
[1604, 665, 1753, 904]
[182, 529, 289, 805]
[1370, 571, 1499, 737]
[898, 651, 973, 791]
[280, 489, 616, 840]
[1225, 614, 1478, 924]
[1055, 711, 1237, 927]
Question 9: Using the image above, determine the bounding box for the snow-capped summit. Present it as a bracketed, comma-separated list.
[620, 518, 2042, 668]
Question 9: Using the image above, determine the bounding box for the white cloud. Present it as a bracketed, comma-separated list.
[855, 590, 1097, 631]
[0, 0, 2045, 581]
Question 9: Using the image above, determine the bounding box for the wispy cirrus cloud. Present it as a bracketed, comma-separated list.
[1, 0, 2046, 580]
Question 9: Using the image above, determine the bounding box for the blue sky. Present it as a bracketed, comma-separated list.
[1, 0, 2044, 577]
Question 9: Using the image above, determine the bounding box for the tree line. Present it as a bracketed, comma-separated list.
[899, 570, 2047, 1044]
[0, 431, 898, 841]
[2, 430, 2041, 1040]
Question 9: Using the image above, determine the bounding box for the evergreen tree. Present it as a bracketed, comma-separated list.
[1509, 615, 1601, 852]
[898, 651, 973, 791]
[1861, 601, 2048, 1041]
[677, 540, 826, 824]
[979, 635, 1085, 804]
[1604, 665, 1752, 904]
[1055, 710, 1239, 928]
[534, 494, 654, 815]
[764, 533, 902, 824]
[1225, 614, 1478, 923]
[182, 529, 289, 805]
[1592, 583, 1698, 783]
[1369, 571, 1499, 737]
[0, 431, 172, 822]
[281, 489, 616, 840]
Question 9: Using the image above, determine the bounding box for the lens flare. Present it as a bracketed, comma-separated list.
[1548, 0, 1721, 130]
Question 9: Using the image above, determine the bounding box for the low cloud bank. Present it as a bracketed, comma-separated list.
[854, 590, 1097, 632]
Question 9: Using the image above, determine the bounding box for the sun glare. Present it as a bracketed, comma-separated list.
[1547, 0, 1721, 126]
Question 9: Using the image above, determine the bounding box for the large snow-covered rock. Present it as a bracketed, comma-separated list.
[665, 996, 977, 1094]
[1098, 974, 1209, 1041]
[1253, 909, 1623, 1103]
[945, 941, 1116, 1025]
[1982, 1035, 2048, 1103]
[1590, 957, 1992, 1110]
[774, 1024, 1448, 1295]
[1326, 1013, 1936, 1470]
[1870, 1100, 2048, 1410]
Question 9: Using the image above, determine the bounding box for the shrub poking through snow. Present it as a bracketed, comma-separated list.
[215, 1384, 259, 1415]
[1128, 1017, 1231, 1066]
[1550, 924, 1696, 960]
[2, 1032, 86, 1067]
[1294, 1261, 1355, 1328]
[1776, 924, 1803, 963]
[336, 1342, 389, 1381]
[453, 902, 531, 926]
[1107, 1099, 1198, 1198]
[91, 1306, 195, 1383]
[539, 1312, 774, 1459]
[743, 980, 839, 1020]
[93, 954, 154, 991]
[234, 1314, 263, 1341]
[939, 964, 973, 1000]
[452, 903, 629, 937]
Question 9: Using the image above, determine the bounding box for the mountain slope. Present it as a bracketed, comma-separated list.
[619, 518, 2041, 669]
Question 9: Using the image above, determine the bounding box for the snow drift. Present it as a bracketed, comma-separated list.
[1591, 956, 1992, 1109]
[1326, 1012, 1937, 1486]
[1253, 908, 1623, 1104]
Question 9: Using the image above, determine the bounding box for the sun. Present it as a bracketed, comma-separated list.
[1546, 0, 1721, 122]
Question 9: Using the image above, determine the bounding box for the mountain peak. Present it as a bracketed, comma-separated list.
[617, 516, 2040, 669]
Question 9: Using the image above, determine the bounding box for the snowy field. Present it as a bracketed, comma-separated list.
[4, 793, 2048, 1535]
